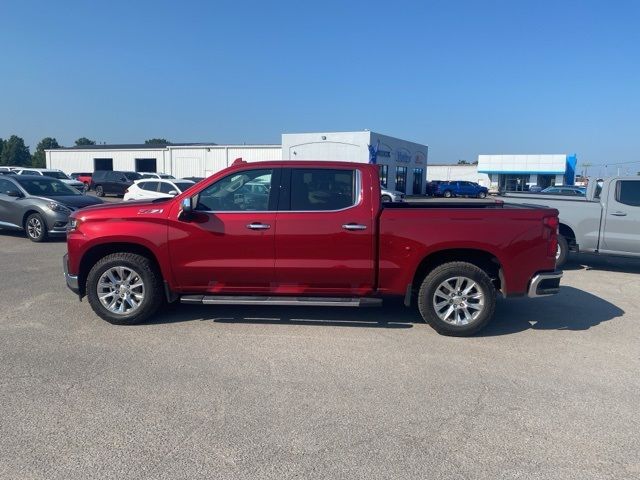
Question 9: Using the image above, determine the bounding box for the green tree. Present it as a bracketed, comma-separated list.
[75, 137, 96, 146]
[31, 137, 61, 167]
[457, 159, 469, 165]
[144, 138, 170, 145]
[0, 138, 4, 160]
[0, 135, 31, 166]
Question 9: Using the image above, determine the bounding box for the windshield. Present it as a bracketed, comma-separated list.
[173, 182, 194, 192]
[16, 177, 81, 196]
[124, 172, 142, 181]
[42, 171, 70, 180]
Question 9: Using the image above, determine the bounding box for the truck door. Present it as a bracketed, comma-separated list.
[273, 167, 375, 295]
[601, 179, 640, 255]
[167, 168, 280, 292]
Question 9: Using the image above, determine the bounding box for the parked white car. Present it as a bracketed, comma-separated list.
[139, 172, 175, 180]
[381, 186, 405, 203]
[124, 179, 195, 201]
[16, 168, 86, 190]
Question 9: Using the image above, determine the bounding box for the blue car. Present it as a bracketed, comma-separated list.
[435, 181, 489, 198]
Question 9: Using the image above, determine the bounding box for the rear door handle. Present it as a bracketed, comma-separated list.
[246, 222, 271, 230]
[342, 223, 367, 231]
[610, 211, 627, 216]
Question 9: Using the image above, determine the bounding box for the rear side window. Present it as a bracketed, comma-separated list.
[616, 181, 640, 206]
[141, 181, 159, 191]
[290, 169, 356, 211]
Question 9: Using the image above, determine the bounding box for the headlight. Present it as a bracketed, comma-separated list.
[47, 202, 71, 213]
[67, 217, 81, 231]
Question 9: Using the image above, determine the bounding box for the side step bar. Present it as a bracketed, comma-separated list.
[180, 295, 382, 307]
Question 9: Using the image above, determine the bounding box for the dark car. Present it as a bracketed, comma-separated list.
[540, 186, 586, 196]
[0, 175, 103, 242]
[435, 180, 489, 198]
[181, 176, 206, 183]
[425, 180, 444, 196]
[91, 170, 142, 197]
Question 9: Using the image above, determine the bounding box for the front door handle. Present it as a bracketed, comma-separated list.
[246, 222, 271, 230]
[342, 223, 367, 231]
[610, 211, 627, 216]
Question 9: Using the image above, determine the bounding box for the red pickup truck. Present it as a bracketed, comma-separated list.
[63, 160, 561, 336]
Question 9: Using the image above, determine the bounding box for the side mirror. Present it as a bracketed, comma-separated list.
[180, 196, 193, 219]
[6, 190, 23, 198]
[168, 190, 178, 196]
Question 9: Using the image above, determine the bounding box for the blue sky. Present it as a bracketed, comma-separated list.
[1, 0, 638, 172]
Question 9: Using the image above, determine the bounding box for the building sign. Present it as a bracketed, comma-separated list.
[396, 148, 411, 163]
[377, 150, 391, 158]
[414, 151, 426, 164]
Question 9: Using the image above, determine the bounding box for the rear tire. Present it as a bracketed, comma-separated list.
[86, 253, 164, 325]
[417, 262, 496, 336]
[95, 185, 104, 197]
[25, 213, 48, 243]
[556, 234, 569, 268]
[478, 191, 487, 198]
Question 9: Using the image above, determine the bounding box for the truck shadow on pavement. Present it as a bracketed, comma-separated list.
[562, 255, 640, 274]
[479, 286, 624, 336]
[150, 300, 417, 329]
[149, 287, 623, 336]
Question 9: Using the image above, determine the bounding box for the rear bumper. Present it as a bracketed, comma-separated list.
[527, 271, 562, 297]
[63, 253, 80, 295]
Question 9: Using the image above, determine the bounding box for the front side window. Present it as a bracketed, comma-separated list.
[616, 181, 640, 206]
[395, 166, 407, 193]
[290, 168, 356, 211]
[196, 169, 273, 211]
[158, 182, 177, 194]
[0, 179, 16, 194]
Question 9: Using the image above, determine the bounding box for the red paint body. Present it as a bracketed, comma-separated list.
[66, 161, 558, 299]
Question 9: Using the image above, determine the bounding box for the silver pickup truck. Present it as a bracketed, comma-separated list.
[501, 177, 640, 266]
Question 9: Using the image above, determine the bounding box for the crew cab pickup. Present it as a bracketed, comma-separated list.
[501, 177, 640, 266]
[63, 161, 561, 336]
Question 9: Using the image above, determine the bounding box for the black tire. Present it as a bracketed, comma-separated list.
[25, 213, 48, 243]
[478, 191, 487, 199]
[83, 182, 89, 192]
[556, 234, 569, 268]
[95, 185, 104, 197]
[443, 190, 453, 198]
[86, 253, 164, 325]
[417, 261, 496, 336]
[381, 194, 392, 203]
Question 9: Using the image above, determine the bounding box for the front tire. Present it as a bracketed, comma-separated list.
[417, 262, 496, 336]
[381, 194, 392, 203]
[86, 253, 164, 325]
[556, 234, 569, 267]
[95, 185, 104, 197]
[25, 213, 47, 242]
[443, 190, 453, 198]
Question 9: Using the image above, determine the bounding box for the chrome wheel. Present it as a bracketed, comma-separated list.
[97, 266, 145, 315]
[432, 276, 485, 326]
[27, 217, 43, 238]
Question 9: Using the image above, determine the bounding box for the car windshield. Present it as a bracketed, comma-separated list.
[124, 172, 142, 181]
[42, 171, 70, 180]
[173, 182, 194, 192]
[16, 177, 81, 196]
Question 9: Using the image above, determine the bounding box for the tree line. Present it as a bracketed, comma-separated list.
[0, 136, 170, 168]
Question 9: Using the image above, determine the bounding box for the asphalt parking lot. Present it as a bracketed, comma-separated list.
[1, 231, 639, 480]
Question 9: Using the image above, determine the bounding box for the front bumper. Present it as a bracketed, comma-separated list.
[527, 271, 562, 297]
[63, 253, 80, 295]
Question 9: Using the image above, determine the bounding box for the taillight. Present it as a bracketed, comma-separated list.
[543, 215, 559, 258]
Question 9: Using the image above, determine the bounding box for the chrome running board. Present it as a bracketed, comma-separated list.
[180, 295, 382, 307]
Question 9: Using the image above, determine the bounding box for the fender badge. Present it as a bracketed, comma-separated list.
[138, 208, 164, 214]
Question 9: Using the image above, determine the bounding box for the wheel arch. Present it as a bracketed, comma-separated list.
[78, 242, 163, 297]
[412, 248, 503, 295]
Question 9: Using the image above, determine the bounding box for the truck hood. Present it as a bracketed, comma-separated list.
[72, 198, 172, 217]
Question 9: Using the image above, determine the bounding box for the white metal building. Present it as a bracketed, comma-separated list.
[426, 164, 490, 186]
[46, 130, 430, 194]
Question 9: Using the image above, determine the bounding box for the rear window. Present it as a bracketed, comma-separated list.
[616, 181, 640, 206]
[290, 169, 356, 211]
